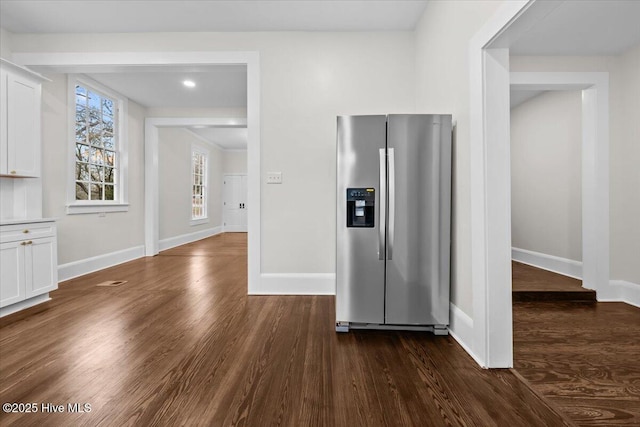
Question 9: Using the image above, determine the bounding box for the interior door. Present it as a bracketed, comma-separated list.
[223, 174, 248, 232]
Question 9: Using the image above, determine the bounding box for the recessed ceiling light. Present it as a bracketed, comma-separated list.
[183, 80, 196, 88]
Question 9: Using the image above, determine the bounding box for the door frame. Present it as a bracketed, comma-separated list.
[222, 173, 248, 232]
[13, 51, 261, 294]
[468, 0, 611, 367]
[510, 72, 610, 294]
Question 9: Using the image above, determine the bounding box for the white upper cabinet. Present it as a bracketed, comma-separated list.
[0, 59, 47, 178]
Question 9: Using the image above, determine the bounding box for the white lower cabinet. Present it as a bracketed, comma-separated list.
[0, 221, 58, 310]
[0, 240, 25, 306]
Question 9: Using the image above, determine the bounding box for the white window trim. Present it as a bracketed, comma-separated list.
[66, 74, 129, 214]
[190, 144, 209, 226]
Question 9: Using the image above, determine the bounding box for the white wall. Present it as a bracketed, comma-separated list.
[413, 0, 502, 314]
[511, 43, 640, 285]
[40, 74, 146, 265]
[222, 150, 247, 174]
[510, 90, 582, 262]
[158, 128, 223, 241]
[0, 28, 12, 59]
[11, 31, 416, 276]
[611, 45, 640, 284]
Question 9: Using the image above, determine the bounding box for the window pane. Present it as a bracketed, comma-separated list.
[75, 182, 88, 200]
[89, 121, 103, 140]
[76, 101, 87, 117]
[76, 144, 90, 162]
[90, 164, 104, 181]
[75, 163, 89, 181]
[104, 167, 114, 183]
[89, 129, 102, 146]
[76, 85, 87, 96]
[75, 93, 86, 109]
[103, 115, 114, 134]
[91, 147, 104, 165]
[91, 183, 103, 200]
[88, 91, 101, 110]
[76, 120, 87, 143]
[102, 98, 114, 117]
[103, 134, 114, 150]
[104, 184, 114, 201]
[105, 150, 115, 166]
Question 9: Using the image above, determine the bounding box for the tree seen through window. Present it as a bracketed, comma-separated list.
[74, 84, 117, 201]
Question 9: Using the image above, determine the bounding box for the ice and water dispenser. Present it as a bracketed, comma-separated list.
[346, 188, 375, 227]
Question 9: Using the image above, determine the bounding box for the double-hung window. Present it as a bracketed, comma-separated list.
[68, 75, 128, 214]
[191, 147, 208, 224]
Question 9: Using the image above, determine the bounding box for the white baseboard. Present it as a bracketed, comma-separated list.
[252, 273, 336, 295]
[598, 280, 640, 308]
[223, 225, 247, 233]
[58, 245, 145, 282]
[0, 294, 50, 318]
[448, 303, 485, 368]
[512, 247, 582, 279]
[158, 226, 223, 251]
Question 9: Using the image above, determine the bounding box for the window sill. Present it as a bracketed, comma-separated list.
[66, 203, 129, 215]
[190, 218, 209, 226]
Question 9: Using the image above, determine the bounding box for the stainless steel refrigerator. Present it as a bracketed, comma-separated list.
[336, 114, 452, 334]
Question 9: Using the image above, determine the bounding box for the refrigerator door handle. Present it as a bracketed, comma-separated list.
[388, 148, 395, 260]
[378, 148, 386, 260]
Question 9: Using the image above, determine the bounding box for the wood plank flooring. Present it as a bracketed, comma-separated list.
[513, 301, 640, 426]
[512, 262, 640, 425]
[512, 261, 596, 302]
[0, 233, 573, 426]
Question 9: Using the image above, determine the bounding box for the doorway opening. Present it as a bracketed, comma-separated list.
[509, 88, 594, 303]
[15, 51, 261, 294]
[152, 119, 248, 251]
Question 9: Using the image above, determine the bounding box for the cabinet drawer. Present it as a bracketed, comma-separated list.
[0, 222, 55, 243]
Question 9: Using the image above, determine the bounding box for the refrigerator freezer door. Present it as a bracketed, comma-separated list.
[336, 115, 387, 324]
[385, 114, 452, 325]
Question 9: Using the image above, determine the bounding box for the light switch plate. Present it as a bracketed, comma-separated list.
[266, 172, 282, 184]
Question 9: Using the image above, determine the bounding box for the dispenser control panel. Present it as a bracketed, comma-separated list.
[346, 188, 375, 228]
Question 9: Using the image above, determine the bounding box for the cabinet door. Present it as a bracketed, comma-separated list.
[25, 237, 58, 298]
[0, 241, 26, 308]
[0, 68, 7, 174]
[6, 72, 40, 177]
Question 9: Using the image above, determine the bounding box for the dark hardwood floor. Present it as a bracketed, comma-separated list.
[514, 302, 640, 426]
[513, 263, 640, 426]
[512, 261, 596, 302]
[1, 233, 573, 426]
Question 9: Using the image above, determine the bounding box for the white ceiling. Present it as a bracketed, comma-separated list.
[0, 1, 428, 33]
[5, 0, 638, 148]
[508, 0, 640, 56]
[86, 66, 247, 108]
[188, 127, 248, 150]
